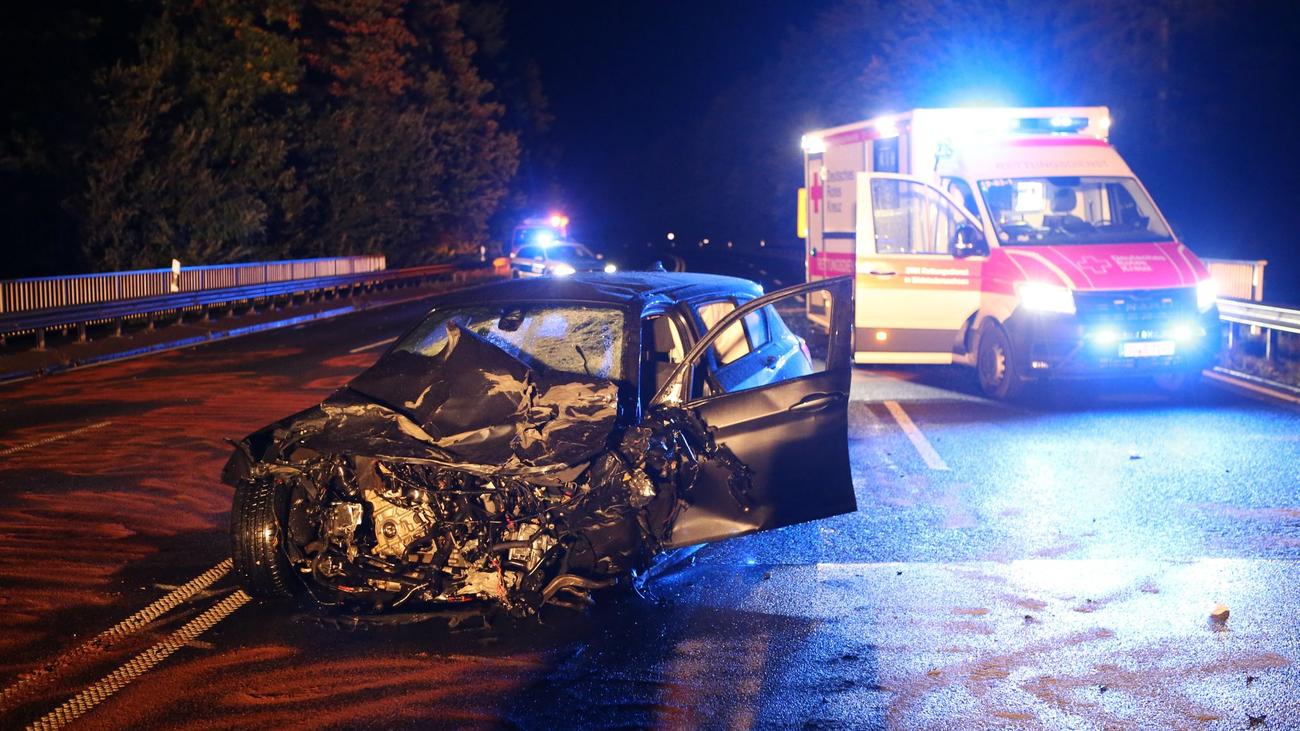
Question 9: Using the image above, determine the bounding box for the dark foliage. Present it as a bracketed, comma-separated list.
[1, 0, 529, 275]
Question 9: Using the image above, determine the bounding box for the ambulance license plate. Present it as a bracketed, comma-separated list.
[1121, 340, 1175, 358]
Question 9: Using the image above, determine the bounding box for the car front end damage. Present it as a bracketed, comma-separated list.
[223, 325, 753, 618]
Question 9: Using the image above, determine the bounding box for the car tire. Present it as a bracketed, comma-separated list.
[977, 321, 1025, 400]
[231, 479, 297, 599]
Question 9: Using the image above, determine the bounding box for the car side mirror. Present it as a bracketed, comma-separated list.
[954, 224, 989, 258]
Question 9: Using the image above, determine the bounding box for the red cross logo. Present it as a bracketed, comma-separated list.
[1076, 255, 1112, 275]
[809, 171, 824, 214]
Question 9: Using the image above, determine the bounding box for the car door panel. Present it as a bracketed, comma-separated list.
[854, 173, 986, 358]
[653, 276, 856, 548]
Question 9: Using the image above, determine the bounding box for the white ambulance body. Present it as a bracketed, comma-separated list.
[800, 107, 1219, 398]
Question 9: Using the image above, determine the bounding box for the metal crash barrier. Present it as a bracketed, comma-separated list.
[1217, 299, 1300, 361]
[0, 255, 386, 314]
[0, 256, 469, 349]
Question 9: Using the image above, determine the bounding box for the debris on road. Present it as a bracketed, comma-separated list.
[1211, 603, 1231, 622]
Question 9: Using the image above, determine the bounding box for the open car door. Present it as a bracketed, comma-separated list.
[652, 275, 856, 547]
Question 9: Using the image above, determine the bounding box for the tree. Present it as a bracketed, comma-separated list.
[76, 0, 521, 271]
[82, 1, 307, 270]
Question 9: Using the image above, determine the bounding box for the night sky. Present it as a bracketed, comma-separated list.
[510, 1, 829, 249]
[509, 1, 1300, 303]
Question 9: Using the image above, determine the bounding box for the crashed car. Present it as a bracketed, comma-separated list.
[224, 272, 855, 617]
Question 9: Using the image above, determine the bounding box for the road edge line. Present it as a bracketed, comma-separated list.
[0, 559, 231, 709]
[26, 589, 250, 731]
[0, 421, 112, 457]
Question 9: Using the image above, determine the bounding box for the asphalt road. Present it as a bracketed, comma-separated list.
[0, 291, 1297, 729]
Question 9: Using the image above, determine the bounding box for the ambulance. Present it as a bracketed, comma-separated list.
[799, 107, 1220, 398]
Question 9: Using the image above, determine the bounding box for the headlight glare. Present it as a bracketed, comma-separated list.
[1017, 282, 1076, 314]
[603, 263, 617, 273]
[552, 263, 576, 276]
[1196, 278, 1217, 312]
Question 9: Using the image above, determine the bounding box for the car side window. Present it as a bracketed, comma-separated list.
[694, 300, 751, 365]
[640, 314, 687, 410]
[678, 292, 831, 399]
[516, 246, 541, 260]
[870, 178, 964, 256]
[655, 281, 848, 406]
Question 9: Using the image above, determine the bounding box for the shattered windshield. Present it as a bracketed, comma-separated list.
[979, 176, 1174, 245]
[392, 304, 625, 380]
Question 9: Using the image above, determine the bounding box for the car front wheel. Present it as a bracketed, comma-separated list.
[231, 479, 298, 599]
[977, 321, 1025, 400]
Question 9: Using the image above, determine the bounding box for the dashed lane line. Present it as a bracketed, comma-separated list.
[348, 335, 398, 354]
[0, 421, 112, 458]
[0, 559, 231, 709]
[27, 589, 250, 730]
[883, 400, 950, 471]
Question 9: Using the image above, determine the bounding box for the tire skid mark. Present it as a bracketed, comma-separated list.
[0, 421, 112, 458]
[27, 589, 250, 730]
[0, 560, 231, 710]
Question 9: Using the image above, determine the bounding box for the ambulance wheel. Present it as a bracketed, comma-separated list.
[977, 321, 1025, 400]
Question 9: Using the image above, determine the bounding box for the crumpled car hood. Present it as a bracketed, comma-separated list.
[243, 324, 621, 473]
[223, 321, 754, 618]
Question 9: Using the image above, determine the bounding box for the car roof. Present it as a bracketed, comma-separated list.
[431, 271, 764, 311]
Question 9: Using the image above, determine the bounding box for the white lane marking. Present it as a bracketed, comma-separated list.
[28, 589, 250, 730]
[0, 559, 231, 707]
[883, 400, 949, 471]
[348, 336, 398, 354]
[0, 421, 112, 458]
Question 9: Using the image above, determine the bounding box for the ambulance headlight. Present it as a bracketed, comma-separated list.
[1017, 282, 1076, 314]
[1196, 278, 1217, 312]
[603, 263, 617, 274]
[551, 263, 576, 277]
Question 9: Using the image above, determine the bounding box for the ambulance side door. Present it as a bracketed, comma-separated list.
[852, 173, 988, 363]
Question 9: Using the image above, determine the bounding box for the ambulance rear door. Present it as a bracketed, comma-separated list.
[853, 172, 988, 363]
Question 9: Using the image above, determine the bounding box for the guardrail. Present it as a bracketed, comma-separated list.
[1217, 298, 1300, 360]
[1210, 296, 1300, 401]
[0, 261, 463, 350]
[0, 255, 386, 314]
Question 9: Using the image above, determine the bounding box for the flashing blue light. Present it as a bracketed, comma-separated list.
[532, 230, 556, 246]
[1050, 115, 1075, 129]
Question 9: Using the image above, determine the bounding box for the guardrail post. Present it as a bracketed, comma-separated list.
[36, 327, 45, 351]
[1264, 328, 1274, 361]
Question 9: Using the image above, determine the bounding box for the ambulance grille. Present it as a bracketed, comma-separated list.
[1073, 287, 1197, 323]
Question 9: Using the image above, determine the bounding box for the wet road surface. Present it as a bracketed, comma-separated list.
[0, 293, 1297, 729]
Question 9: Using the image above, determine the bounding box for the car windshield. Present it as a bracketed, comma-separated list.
[546, 245, 598, 264]
[391, 303, 625, 380]
[979, 176, 1174, 245]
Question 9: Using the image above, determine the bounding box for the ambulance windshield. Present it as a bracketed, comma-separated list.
[979, 177, 1173, 245]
